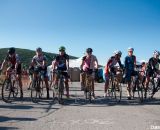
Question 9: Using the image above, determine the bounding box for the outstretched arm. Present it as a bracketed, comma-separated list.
[0, 59, 7, 71]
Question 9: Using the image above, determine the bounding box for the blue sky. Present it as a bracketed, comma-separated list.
[0, 0, 160, 65]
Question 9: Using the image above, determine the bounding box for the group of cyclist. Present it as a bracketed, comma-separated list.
[0, 46, 71, 99]
[0, 46, 160, 100]
[104, 48, 160, 100]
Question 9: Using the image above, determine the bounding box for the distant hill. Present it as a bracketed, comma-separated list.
[0, 48, 78, 68]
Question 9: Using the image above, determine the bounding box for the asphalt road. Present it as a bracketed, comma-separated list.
[0, 82, 160, 130]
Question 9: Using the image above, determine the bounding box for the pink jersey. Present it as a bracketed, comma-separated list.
[82, 55, 98, 71]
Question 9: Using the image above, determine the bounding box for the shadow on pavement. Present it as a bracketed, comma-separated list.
[0, 116, 37, 122]
[0, 97, 61, 114]
[0, 126, 18, 130]
[0, 104, 33, 110]
[62, 96, 160, 107]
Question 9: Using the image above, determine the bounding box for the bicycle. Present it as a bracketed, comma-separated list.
[108, 69, 123, 102]
[1, 70, 20, 103]
[52, 70, 66, 104]
[83, 70, 95, 103]
[131, 70, 144, 102]
[30, 69, 44, 103]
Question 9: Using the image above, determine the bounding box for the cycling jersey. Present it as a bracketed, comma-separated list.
[5, 54, 21, 67]
[31, 54, 48, 78]
[82, 55, 98, 71]
[54, 53, 69, 71]
[147, 57, 160, 71]
[146, 57, 160, 77]
[124, 55, 136, 71]
[32, 54, 47, 67]
[4, 54, 22, 74]
[124, 55, 137, 82]
[104, 56, 123, 74]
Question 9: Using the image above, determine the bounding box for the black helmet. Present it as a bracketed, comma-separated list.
[36, 47, 42, 52]
[86, 48, 93, 53]
[8, 47, 15, 55]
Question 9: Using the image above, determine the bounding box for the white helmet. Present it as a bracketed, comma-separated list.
[114, 50, 122, 56]
[153, 50, 160, 56]
[128, 47, 134, 52]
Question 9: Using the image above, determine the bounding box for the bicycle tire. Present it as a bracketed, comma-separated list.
[86, 74, 93, 103]
[31, 80, 41, 103]
[58, 78, 64, 104]
[2, 79, 13, 103]
[137, 85, 143, 102]
[115, 83, 122, 102]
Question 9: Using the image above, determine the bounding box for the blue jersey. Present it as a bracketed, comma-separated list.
[124, 55, 136, 71]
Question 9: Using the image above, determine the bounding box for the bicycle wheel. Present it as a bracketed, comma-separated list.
[28, 81, 32, 90]
[112, 83, 117, 100]
[2, 79, 13, 103]
[58, 78, 64, 104]
[40, 81, 44, 97]
[84, 75, 89, 100]
[86, 75, 92, 103]
[12, 81, 19, 98]
[151, 85, 160, 98]
[115, 82, 122, 102]
[31, 81, 39, 103]
[150, 79, 160, 98]
[84, 88, 88, 100]
[130, 77, 135, 99]
[108, 79, 115, 99]
[147, 80, 155, 98]
[132, 78, 143, 102]
[88, 84, 92, 103]
[53, 83, 58, 99]
[137, 84, 143, 102]
[107, 87, 113, 98]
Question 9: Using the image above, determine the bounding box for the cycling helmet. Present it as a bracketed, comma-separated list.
[141, 62, 145, 65]
[153, 50, 160, 56]
[141, 60, 146, 65]
[86, 48, 93, 53]
[8, 47, 15, 55]
[128, 47, 134, 52]
[114, 50, 122, 56]
[36, 47, 42, 52]
[59, 46, 66, 51]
